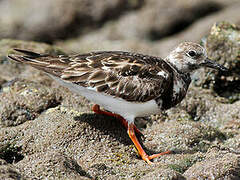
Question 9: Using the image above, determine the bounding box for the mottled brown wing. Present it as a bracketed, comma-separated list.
[8, 50, 173, 102]
[8, 49, 72, 77]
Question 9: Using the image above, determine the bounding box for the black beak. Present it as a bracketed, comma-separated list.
[201, 58, 228, 72]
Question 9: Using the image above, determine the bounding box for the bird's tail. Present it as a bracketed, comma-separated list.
[8, 49, 50, 65]
[8, 49, 68, 77]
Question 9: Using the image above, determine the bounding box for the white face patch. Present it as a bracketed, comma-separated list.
[175, 46, 182, 53]
[185, 56, 196, 65]
[167, 53, 185, 71]
[166, 42, 208, 73]
[167, 53, 198, 73]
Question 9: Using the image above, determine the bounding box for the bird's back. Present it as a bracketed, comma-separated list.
[8, 49, 174, 103]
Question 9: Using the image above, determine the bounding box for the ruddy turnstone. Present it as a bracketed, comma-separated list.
[8, 42, 228, 164]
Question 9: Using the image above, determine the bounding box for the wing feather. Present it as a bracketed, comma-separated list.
[8, 50, 173, 102]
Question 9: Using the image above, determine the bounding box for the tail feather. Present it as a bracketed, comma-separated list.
[13, 48, 42, 58]
[8, 49, 65, 77]
[8, 54, 49, 65]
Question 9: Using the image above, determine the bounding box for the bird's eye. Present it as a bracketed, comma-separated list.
[187, 50, 197, 57]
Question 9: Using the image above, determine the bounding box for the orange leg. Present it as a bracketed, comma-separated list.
[92, 104, 143, 136]
[92, 104, 171, 164]
[128, 123, 171, 164]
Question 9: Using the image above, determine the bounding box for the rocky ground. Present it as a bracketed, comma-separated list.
[0, 1, 240, 179]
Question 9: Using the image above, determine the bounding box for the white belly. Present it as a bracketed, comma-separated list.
[50, 75, 161, 123]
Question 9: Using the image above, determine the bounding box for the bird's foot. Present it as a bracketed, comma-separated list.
[141, 151, 172, 165]
[128, 123, 171, 165]
[92, 104, 171, 164]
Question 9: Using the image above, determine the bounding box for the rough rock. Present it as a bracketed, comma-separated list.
[59, 2, 240, 56]
[0, 39, 64, 82]
[0, 1, 239, 178]
[0, 159, 25, 180]
[167, 85, 240, 130]
[106, 0, 225, 41]
[139, 167, 185, 180]
[17, 151, 91, 179]
[183, 148, 240, 179]
[0, 104, 226, 179]
[0, 77, 6, 89]
[154, 4, 240, 57]
[202, 22, 240, 103]
[144, 119, 226, 155]
[224, 134, 240, 153]
[73, 0, 238, 41]
[0, 79, 59, 127]
[0, 0, 143, 42]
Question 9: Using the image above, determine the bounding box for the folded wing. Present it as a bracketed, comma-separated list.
[8, 49, 173, 102]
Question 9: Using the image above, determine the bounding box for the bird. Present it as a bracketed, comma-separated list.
[8, 42, 228, 164]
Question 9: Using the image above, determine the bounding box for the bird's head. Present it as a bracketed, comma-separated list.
[166, 42, 228, 73]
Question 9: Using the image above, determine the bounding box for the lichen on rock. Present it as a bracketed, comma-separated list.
[202, 21, 240, 103]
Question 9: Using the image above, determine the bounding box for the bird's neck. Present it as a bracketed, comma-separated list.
[155, 68, 192, 111]
[165, 54, 191, 74]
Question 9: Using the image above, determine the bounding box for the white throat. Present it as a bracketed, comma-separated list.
[166, 54, 196, 74]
